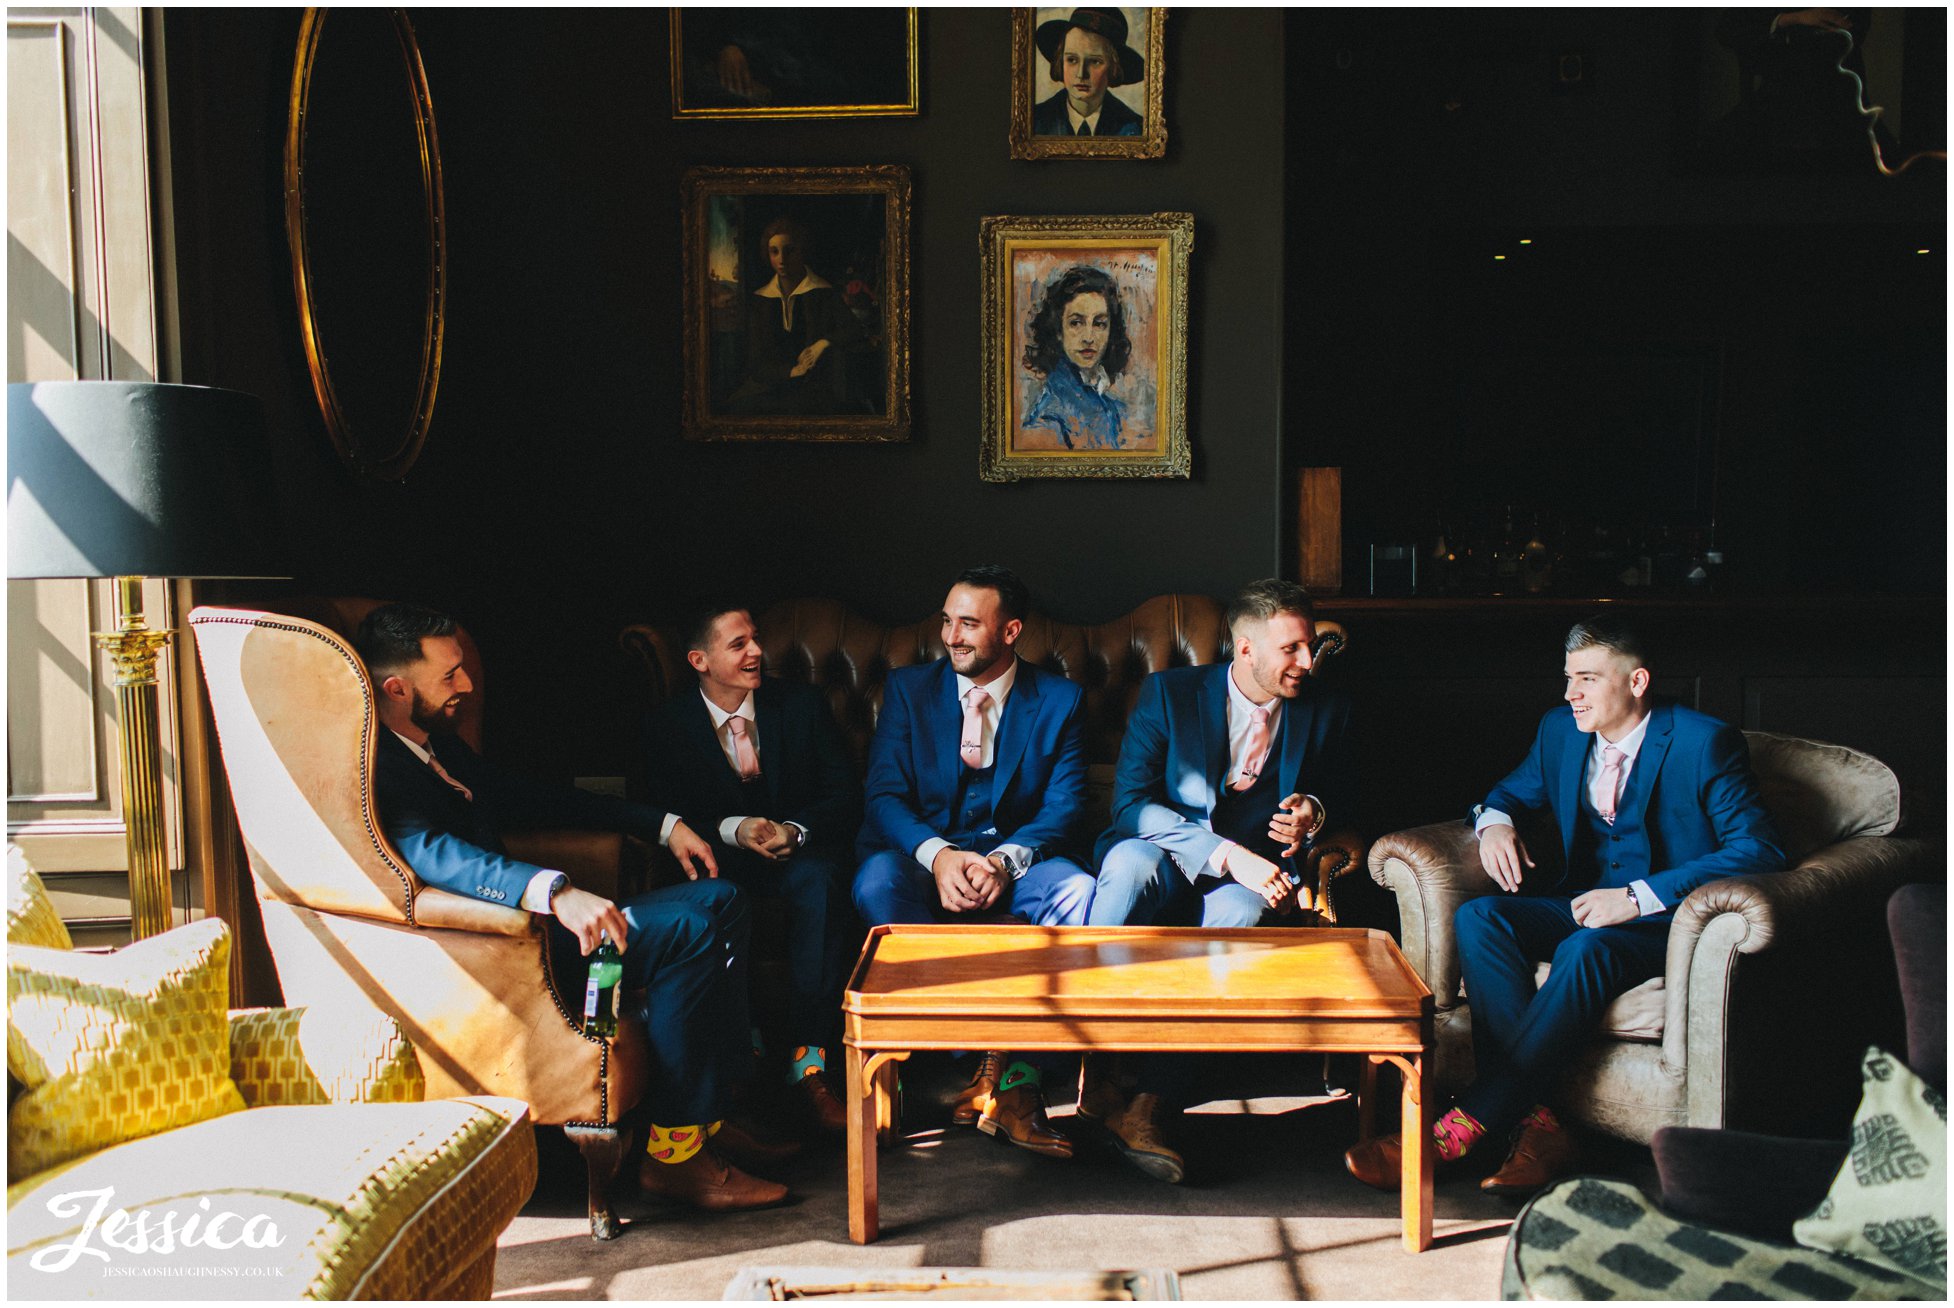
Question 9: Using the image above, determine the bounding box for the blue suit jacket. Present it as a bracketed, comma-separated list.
[857, 657, 1089, 863]
[374, 730, 670, 906]
[645, 678, 862, 854]
[1099, 663, 1357, 875]
[1480, 702, 1785, 915]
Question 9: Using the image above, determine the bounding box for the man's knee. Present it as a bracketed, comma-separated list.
[1097, 839, 1170, 896]
[1026, 858, 1096, 926]
[1454, 894, 1517, 942]
[851, 850, 914, 924]
[1202, 888, 1267, 929]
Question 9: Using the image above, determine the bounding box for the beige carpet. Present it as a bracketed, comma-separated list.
[492, 1054, 1655, 1302]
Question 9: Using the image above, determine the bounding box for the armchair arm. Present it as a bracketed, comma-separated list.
[1671, 835, 1937, 955]
[1367, 820, 1492, 1002]
[228, 1004, 425, 1107]
[1306, 828, 1367, 924]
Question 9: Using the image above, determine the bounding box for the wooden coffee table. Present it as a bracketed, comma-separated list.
[841, 924, 1435, 1251]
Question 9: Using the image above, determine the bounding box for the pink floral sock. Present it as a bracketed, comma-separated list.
[1431, 1106, 1486, 1161]
[1523, 1104, 1563, 1133]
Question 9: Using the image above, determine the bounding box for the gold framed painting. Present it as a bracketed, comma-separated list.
[1010, 7, 1166, 160]
[682, 166, 911, 443]
[670, 9, 920, 120]
[979, 212, 1191, 481]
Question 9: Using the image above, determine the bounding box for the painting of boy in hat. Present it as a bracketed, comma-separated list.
[1029, 7, 1149, 137]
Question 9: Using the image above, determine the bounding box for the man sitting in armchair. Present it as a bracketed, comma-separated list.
[1346, 612, 1784, 1196]
[357, 602, 788, 1212]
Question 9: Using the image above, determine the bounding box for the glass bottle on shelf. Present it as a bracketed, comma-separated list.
[1521, 512, 1552, 595]
[1493, 505, 1521, 594]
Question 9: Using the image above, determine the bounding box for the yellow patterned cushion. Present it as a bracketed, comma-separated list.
[228, 1005, 425, 1106]
[6, 846, 72, 951]
[6, 1096, 535, 1298]
[7, 917, 245, 1182]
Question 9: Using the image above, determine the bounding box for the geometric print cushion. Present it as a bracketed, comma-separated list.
[1503, 1177, 1935, 1300]
[1794, 1046, 1947, 1292]
[6, 917, 245, 1182]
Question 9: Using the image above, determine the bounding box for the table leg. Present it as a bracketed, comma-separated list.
[1399, 1051, 1433, 1253]
[1358, 1055, 1378, 1142]
[872, 1052, 906, 1147]
[846, 1044, 878, 1244]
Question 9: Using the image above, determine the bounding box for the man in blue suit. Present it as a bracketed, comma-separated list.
[1084, 578, 1356, 1182]
[1346, 613, 1784, 1196]
[646, 602, 862, 1136]
[854, 565, 1096, 1160]
[358, 603, 789, 1214]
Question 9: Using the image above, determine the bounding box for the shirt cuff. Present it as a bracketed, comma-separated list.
[1630, 879, 1665, 916]
[719, 816, 747, 847]
[658, 812, 679, 847]
[784, 821, 809, 848]
[1474, 808, 1515, 835]
[1207, 839, 1238, 877]
[521, 869, 565, 915]
[915, 837, 953, 870]
[992, 842, 1035, 877]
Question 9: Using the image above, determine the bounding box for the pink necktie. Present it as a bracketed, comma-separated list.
[960, 687, 990, 769]
[1232, 705, 1273, 792]
[425, 746, 473, 802]
[1593, 745, 1625, 824]
[727, 715, 761, 780]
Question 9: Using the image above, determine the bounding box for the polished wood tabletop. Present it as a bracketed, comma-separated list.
[844, 925, 1430, 1018]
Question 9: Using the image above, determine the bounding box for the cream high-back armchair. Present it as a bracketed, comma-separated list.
[190, 604, 649, 1240]
[1368, 732, 1932, 1145]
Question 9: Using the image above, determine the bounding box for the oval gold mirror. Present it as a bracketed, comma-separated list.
[284, 8, 446, 481]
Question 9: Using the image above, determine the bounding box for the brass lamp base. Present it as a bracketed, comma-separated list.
[93, 576, 175, 941]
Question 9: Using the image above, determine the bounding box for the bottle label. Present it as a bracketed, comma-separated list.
[583, 977, 600, 1020]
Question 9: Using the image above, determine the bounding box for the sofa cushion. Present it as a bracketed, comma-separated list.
[1747, 732, 1903, 863]
[1505, 1176, 1930, 1300]
[1794, 1046, 1946, 1292]
[7, 846, 72, 951]
[6, 1095, 535, 1299]
[7, 918, 246, 1181]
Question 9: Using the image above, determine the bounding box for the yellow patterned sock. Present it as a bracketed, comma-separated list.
[645, 1121, 715, 1165]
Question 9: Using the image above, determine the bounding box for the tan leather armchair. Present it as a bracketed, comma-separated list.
[190, 603, 649, 1240]
[622, 593, 1366, 922]
[1368, 732, 1935, 1144]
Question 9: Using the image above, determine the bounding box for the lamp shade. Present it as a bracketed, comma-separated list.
[8, 381, 290, 580]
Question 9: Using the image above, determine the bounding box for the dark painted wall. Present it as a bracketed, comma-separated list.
[166, 7, 1287, 778]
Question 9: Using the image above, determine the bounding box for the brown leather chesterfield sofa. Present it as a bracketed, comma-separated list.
[619, 593, 1367, 921]
[191, 599, 651, 1242]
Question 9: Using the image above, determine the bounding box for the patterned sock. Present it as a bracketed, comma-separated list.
[786, 1045, 826, 1083]
[999, 1060, 1041, 1093]
[1431, 1106, 1486, 1161]
[645, 1121, 713, 1165]
[1523, 1104, 1563, 1134]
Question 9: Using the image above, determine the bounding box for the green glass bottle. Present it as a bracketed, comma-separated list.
[583, 932, 622, 1038]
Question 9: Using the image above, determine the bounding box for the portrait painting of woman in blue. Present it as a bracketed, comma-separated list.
[1013, 255, 1158, 454]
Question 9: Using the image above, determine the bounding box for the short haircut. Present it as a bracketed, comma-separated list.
[682, 601, 753, 655]
[1225, 579, 1315, 641]
[953, 564, 1029, 623]
[1565, 612, 1651, 670]
[354, 603, 456, 680]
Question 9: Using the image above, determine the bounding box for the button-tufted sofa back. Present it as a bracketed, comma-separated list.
[619, 594, 1346, 776]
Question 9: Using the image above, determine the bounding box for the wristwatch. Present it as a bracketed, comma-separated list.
[545, 871, 569, 905]
[1624, 884, 1640, 914]
[993, 849, 1030, 881]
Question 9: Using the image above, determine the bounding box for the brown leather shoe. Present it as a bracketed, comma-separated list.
[1076, 1053, 1129, 1124]
[1480, 1121, 1578, 1196]
[1344, 1132, 1407, 1191]
[795, 1069, 848, 1136]
[977, 1079, 1074, 1158]
[1101, 1091, 1184, 1183]
[950, 1051, 1005, 1127]
[637, 1146, 788, 1211]
[711, 1117, 803, 1170]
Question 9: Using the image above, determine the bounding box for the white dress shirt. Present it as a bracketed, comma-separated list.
[1205, 665, 1323, 876]
[699, 688, 808, 848]
[914, 658, 1034, 876]
[1474, 710, 1663, 914]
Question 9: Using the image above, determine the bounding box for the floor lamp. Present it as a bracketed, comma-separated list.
[8, 381, 287, 941]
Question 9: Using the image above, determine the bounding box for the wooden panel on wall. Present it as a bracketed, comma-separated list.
[1744, 675, 1945, 830]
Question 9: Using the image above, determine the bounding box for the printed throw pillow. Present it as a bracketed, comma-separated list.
[1793, 1045, 1947, 1290]
[7, 917, 246, 1182]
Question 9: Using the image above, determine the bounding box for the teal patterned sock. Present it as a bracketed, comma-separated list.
[786, 1045, 826, 1083]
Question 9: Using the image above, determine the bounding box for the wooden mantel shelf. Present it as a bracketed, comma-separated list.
[1314, 593, 1944, 617]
